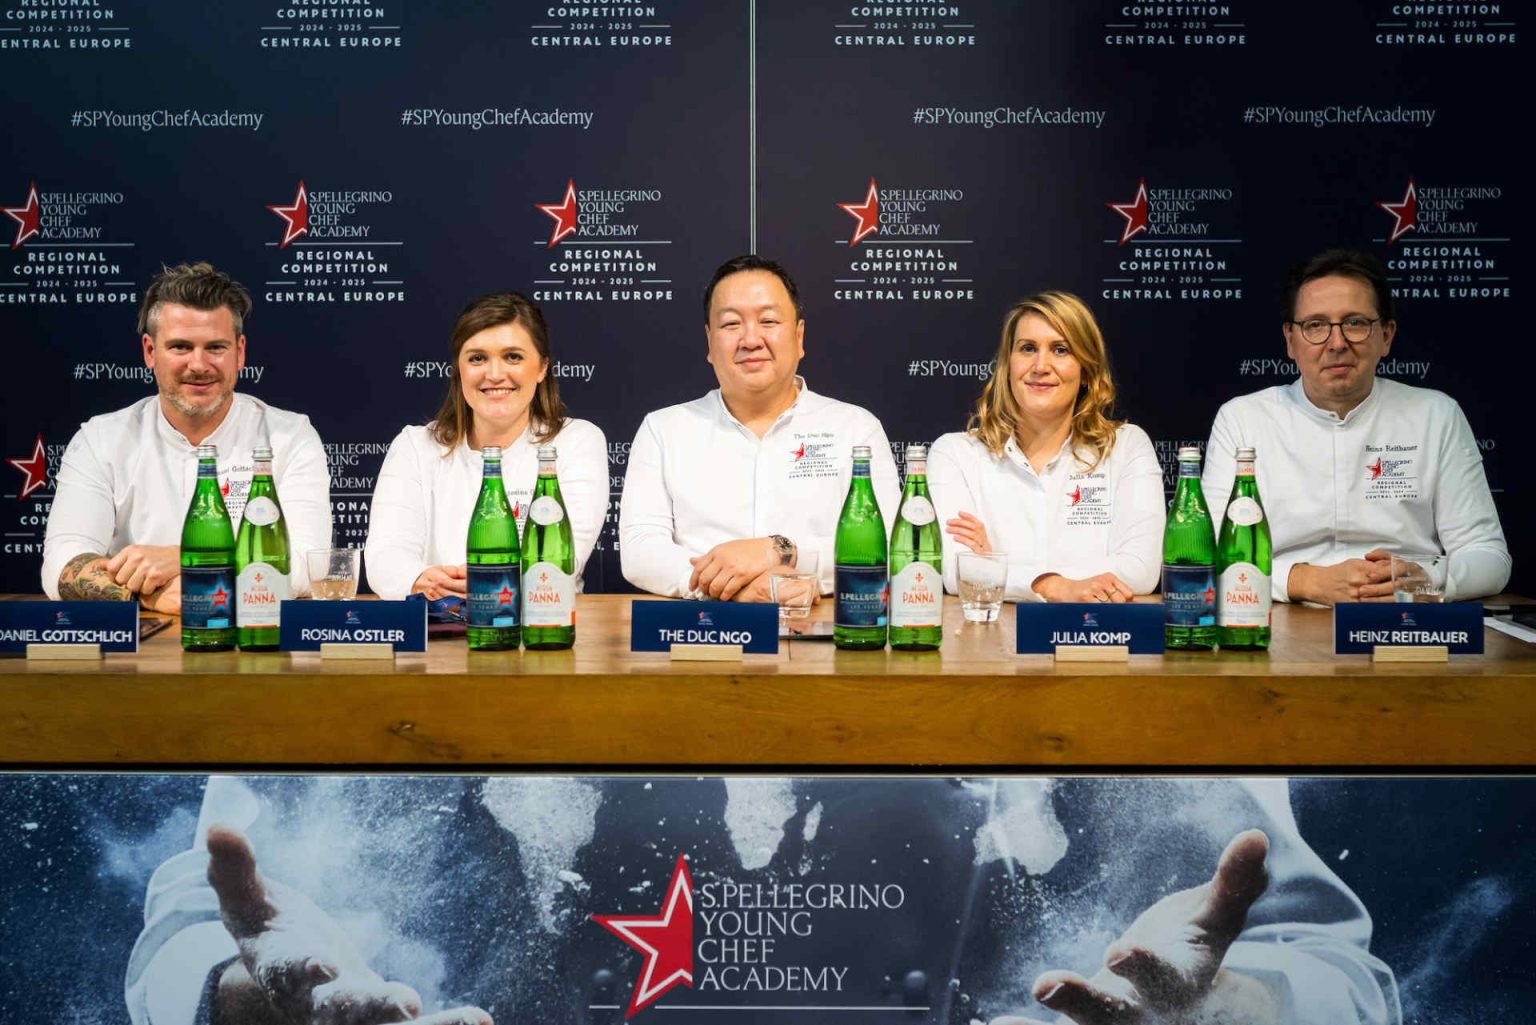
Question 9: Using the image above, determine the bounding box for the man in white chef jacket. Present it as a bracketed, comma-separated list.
[41, 261, 332, 611]
[1203, 248, 1509, 605]
[618, 254, 899, 600]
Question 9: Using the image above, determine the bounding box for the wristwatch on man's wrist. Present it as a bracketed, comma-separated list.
[769, 534, 796, 566]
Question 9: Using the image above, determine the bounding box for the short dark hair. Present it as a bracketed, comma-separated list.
[137, 262, 253, 337]
[702, 254, 804, 322]
[1281, 248, 1396, 323]
[430, 291, 567, 451]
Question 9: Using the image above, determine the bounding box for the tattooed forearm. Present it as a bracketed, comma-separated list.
[58, 552, 132, 601]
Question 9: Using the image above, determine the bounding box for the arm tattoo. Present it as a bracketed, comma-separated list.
[58, 552, 132, 602]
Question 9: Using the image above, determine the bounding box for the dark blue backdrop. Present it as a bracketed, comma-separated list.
[1, 3, 1525, 596]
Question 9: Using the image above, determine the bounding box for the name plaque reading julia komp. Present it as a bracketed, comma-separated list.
[0, 601, 139, 653]
[278, 598, 428, 653]
[1333, 602, 1484, 655]
[631, 600, 780, 654]
[1016, 602, 1166, 655]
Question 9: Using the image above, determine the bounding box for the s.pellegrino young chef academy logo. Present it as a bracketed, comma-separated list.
[593, 854, 695, 1017]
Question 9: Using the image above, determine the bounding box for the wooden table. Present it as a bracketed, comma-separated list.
[3, 596, 1533, 768]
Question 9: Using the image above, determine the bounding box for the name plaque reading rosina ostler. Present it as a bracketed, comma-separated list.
[630, 600, 779, 654]
[279, 598, 427, 653]
[1333, 602, 1484, 655]
[1016, 602, 1165, 654]
[0, 601, 139, 653]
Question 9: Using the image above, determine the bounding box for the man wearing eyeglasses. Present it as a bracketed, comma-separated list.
[1202, 248, 1509, 605]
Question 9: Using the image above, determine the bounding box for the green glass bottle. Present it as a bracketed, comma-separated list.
[521, 445, 576, 650]
[833, 445, 888, 650]
[466, 446, 521, 651]
[1162, 445, 1217, 650]
[1216, 446, 1273, 650]
[181, 444, 236, 652]
[235, 446, 291, 651]
[888, 443, 943, 652]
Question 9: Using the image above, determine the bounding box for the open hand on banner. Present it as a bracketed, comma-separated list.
[208, 825, 494, 1025]
[989, 829, 1279, 1025]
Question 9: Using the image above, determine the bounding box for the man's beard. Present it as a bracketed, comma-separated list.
[162, 377, 231, 418]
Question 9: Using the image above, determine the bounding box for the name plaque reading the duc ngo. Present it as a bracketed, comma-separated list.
[1016, 602, 1166, 655]
[0, 601, 139, 654]
[1333, 602, 1484, 655]
[630, 600, 780, 654]
[279, 598, 428, 653]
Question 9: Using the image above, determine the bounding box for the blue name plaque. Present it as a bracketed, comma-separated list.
[0, 601, 139, 653]
[1333, 602, 1483, 655]
[279, 598, 428, 653]
[631, 600, 780, 654]
[1016, 602, 1166, 655]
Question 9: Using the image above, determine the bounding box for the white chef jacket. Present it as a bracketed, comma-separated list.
[41, 394, 332, 597]
[1203, 379, 1510, 603]
[363, 418, 608, 599]
[927, 425, 1165, 601]
[619, 380, 899, 597]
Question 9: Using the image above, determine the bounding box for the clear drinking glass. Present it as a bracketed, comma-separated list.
[307, 548, 360, 600]
[1391, 552, 1447, 603]
[957, 552, 1008, 623]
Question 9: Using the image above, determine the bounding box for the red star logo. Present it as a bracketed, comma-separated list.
[7, 433, 48, 500]
[220, 478, 230, 498]
[1367, 457, 1384, 480]
[4, 181, 41, 249]
[792, 443, 806, 461]
[835, 178, 884, 245]
[537, 178, 579, 246]
[838, 178, 880, 246]
[1107, 178, 1149, 246]
[512, 500, 521, 520]
[267, 181, 309, 248]
[594, 854, 694, 1018]
[211, 585, 230, 610]
[496, 584, 514, 606]
[1203, 585, 1215, 605]
[1378, 178, 1416, 245]
[1068, 485, 1083, 506]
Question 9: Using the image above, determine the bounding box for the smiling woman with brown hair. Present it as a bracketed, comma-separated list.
[363, 291, 608, 600]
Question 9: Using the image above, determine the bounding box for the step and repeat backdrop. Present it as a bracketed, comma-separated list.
[0, 2, 1524, 596]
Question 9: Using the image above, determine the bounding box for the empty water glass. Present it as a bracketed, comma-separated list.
[957, 552, 1008, 622]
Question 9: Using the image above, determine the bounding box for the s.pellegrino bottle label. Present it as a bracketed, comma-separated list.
[1163, 566, 1214, 628]
[835, 565, 888, 628]
[182, 567, 234, 629]
[467, 563, 520, 628]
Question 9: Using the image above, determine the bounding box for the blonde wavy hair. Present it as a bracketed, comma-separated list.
[967, 291, 1122, 470]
